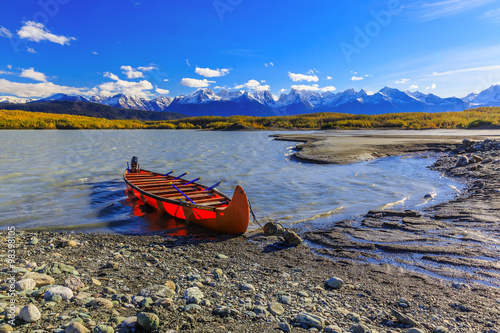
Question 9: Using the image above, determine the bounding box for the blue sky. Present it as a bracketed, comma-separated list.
[1, 0, 500, 99]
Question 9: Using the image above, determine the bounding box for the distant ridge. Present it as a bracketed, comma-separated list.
[0, 101, 185, 121]
[2, 85, 500, 117]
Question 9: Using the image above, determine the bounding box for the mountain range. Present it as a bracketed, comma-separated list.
[1, 85, 500, 117]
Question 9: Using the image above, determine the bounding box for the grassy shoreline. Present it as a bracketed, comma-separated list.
[1, 107, 500, 130]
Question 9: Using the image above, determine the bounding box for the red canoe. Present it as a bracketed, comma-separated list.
[123, 169, 249, 234]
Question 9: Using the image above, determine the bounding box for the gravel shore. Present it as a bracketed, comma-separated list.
[1, 138, 500, 333]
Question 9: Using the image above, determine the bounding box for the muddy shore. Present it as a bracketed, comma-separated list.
[1, 137, 500, 333]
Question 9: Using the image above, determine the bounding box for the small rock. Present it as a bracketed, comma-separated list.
[456, 156, 469, 167]
[263, 222, 285, 235]
[324, 324, 342, 333]
[59, 240, 78, 248]
[433, 326, 448, 333]
[25, 262, 37, 270]
[325, 277, 344, 289]
[295, 311, 325, 330]
[92, 325, 114, 333]
[241, 283, 256, 292]
[22, 272, 55, 286]
[90, 298, 113, 309]
[184, 287, 204, 304]
[164, 280, 176, 291]
[215, 253, 228, 259]
[120, 316, 137, 328]
[91, 278, 101, 286]
[28, 237, 39, 245]
[64, 277, 85, 291]
[472, 155, 483, 163]
[407, 329, 424, 333]
[278, 322, 291, 332]
[19, 304, 41, 322]
[351, 324, 369, 333]
[137, 312, 160, 331]
[212, 268, 224, 280]
[391, 309, 419, 327]
[15, 278, 36, 291]
[65, 322, 89, 333]
[283, 230, 302, 245]
[0, 324, 13, 333]
[253, 305, 269, 317]
[44, 286, 74, 301]
[139, 284, 175, 299]
[279, 295, 292, 304]
[268, 302, 285, 316]
[183, 303, 202, 313]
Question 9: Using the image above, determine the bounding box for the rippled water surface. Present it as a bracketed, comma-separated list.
[0, 130, 464, 235]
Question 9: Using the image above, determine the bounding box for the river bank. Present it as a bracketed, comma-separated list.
[1, 138, 500, 332]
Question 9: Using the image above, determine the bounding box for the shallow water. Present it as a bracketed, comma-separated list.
[0, 130, 464, 235]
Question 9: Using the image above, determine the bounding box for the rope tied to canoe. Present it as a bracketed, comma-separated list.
[249, 199, 303, 246]
[248, 199, 264, 229]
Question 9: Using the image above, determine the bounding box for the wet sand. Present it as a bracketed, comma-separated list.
[272, 129, 500, 164]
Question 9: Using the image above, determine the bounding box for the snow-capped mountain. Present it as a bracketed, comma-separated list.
[463, 85, 500, 107]
[0, 96, 34, 104]
[37, 93, 89, 103]
[3, 85, 500, 116]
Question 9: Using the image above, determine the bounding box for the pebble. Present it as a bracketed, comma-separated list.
[240, 283, 256, 292]
[15, 278, 36, 291]
[456, 156, 469, 167]
[65, 322, 89, 333]
[90, 298, 114, 309]
[92, 325, 114, 333]
[325, 277, 344, 289]
[433, 326, 448, 333]
[407, 329, 424, 333]
[268, 302, 285, 315]
[283, 230, 302, 245]
[295, 311, 325, 330]
[279, 322, 291, 332]
[0, 324, 13, 333]
[184, 287, 204, 304]
[91, 278, 101, 286]
[19, 304, 41, 322]
[137, 312, 160, 331]
[324, 324, 342, 333]
[164, 280, 176, 291]
[120, 316, 137, 328]
[279, 295, 292, 304]
[139, 284, 175, 299]
[44, 286, 74, 301]
[22, 272, 55, 286]
[216, 253, 228, 259]
[64, 277, 85, 291]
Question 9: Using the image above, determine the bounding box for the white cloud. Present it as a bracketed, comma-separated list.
[195, 67, 230, 78]
[288, 72, 319, 82]
[326, 76, 332, 80]
[265, 62, 274, 67]
[0, 26, 12, 38]
[186, 59, 191, 67]
[27, 47, 37, 54]
[291, 84, 336, 92]
[0, 70, 14, 75]
[179, 78, 215, 88]
[483, 8, 500, 22]
[163, 79, 169, 82]
[432, 65, 500, 76]
[92, 51, 98, 55]
[351, 71, 357, 74]
[408, 84, 419, 90]
[0, 79, 86, 98]
[20, 68, 47, 82]
[98, 73, 153, 97]
[121, 65, 144, 79]
[138, 65, 158, 71]
[395, 78, 411, 84]
[307, 69, 318, 75]
[17, 21, 75, 45]
[234, 79, 270, 92]
[351, 76, 363, 81]
[426, 83, 437, 90]
[404, 0, 493, 21]
[156, 88, 170, 95]
[7, 65, 12, 69]
[279, 89, 288, 94]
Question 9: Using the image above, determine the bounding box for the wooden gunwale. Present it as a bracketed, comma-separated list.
[124, 169, 230, 211]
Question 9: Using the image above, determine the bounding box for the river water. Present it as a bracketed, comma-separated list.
[0, 130, 464, 235]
